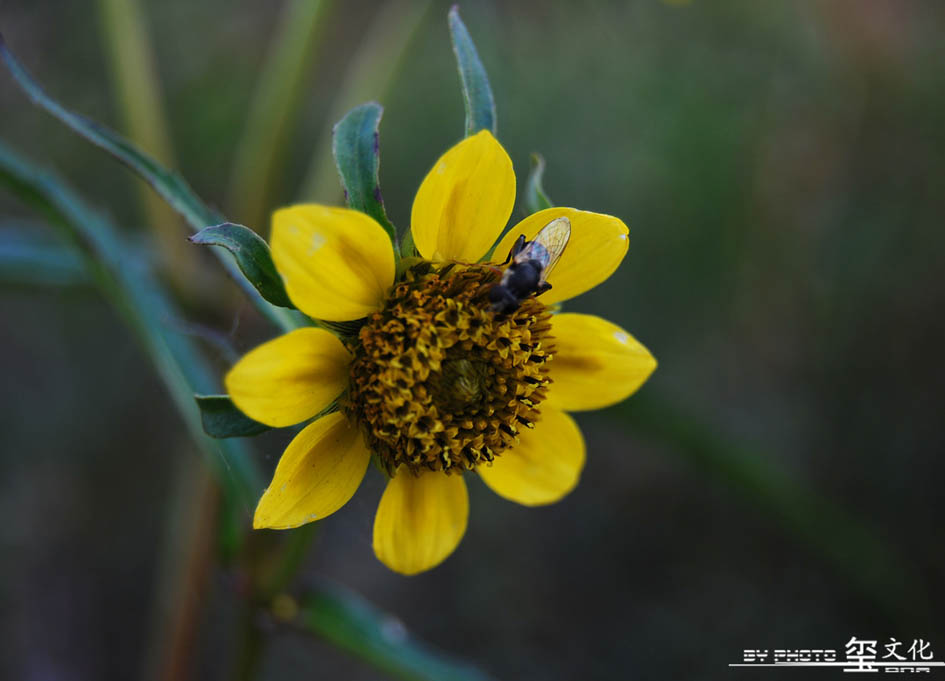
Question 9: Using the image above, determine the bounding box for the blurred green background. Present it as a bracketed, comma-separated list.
[2, 0, 944, 679]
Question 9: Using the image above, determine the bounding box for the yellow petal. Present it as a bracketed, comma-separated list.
[253, 413, 370, 529]
[478, 407, 585, 506]
[493, 207, 629, 305]
[271, 204, 395, 321]
[410, 130, 515, 262]
[372, 470, 469, 575]
[546, 314, 657, 411]
[225, 327, 349, 428]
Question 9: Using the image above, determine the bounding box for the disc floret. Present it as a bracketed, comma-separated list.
[344, 261, 554, 476]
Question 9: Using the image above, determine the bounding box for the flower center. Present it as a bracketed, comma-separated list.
[344, 260, 553, 476]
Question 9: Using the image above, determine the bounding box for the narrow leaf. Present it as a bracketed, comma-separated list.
[0, 34, 298, 332]
[195, 395, 272, 438]
[448, 6, 496, 137]
[294, 580, 497, 681]
[190, 223, 293, 308]
[524, 153, 553, 214]
[0, 142, 263, 508]
[332, 102, 396, 242]
[0, 226, 88, 287]
[0, 34, 216, 229]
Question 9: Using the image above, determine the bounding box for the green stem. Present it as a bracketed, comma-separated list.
[261, 524, 320, 600]
[234, 597, 265, 681]
[141, 456, 219, 681]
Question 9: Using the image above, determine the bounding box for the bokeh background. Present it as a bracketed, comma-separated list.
[2, 0, 944, 679]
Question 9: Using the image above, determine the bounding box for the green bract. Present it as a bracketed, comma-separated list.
[448, 7, 496, 137]
[190, 223, 293, 309]
[195, 395, 273, 439]
[332, 102, 397, 244]
[525, 153, 554, 214]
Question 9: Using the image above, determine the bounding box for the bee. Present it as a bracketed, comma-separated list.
[489, 216, 571, 314]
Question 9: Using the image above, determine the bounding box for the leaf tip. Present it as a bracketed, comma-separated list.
[0, 32, 14, 68]
[449, 6, 467, 35]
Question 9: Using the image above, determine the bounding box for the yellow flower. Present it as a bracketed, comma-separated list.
[226, 131, 657, 575]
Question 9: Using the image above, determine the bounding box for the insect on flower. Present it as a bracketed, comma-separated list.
[489, 216, 571, 314]
[221, 130, 657, 576]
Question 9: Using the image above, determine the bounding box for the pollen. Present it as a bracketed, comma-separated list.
[344, 260, 554, 476]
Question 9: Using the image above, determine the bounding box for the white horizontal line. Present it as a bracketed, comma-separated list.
[729, 662, 943, 667]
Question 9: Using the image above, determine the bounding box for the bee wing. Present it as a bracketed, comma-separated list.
[514, 216, 571, 282]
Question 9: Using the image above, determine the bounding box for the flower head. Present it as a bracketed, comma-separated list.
[226, 131, 656, 575]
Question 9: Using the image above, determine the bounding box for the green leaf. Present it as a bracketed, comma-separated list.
[0, 35, 217, 230]
[448, 7, 496, 137]
[0, 34, 299, 332]
[0, 226, 88, 287]
[294, 580, 497, 681]
[524, 153, 554, 214]
[190, 223, 293, 308]
[332, 102, 397, 243]
[195, 395, 272, 438]
[0, 141, 263, 509]
[398, 227, 418, 260]
[615, 392, 928, 623]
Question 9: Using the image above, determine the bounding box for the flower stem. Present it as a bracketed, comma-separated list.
[234, 599, 265, 681]
[142, 456, 219, 681]
[260, 524, 320, 600]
